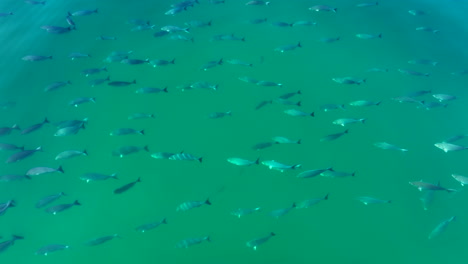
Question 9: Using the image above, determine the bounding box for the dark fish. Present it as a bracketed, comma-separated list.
[252, 142, 274, 150]
[110, 128, 144, 136]
[0, 200, 15, 216]
[114, 178, 141, 194]
[80, 173, 118, 183]
[121, 58, 149, 65]
[208, 111, 231, 119]
[45, 200, 80, 215]
[36, 192, 66, 208]
[320, 130, 349, 142]
[296, 168, 333, 178]
[108, 80, 136, 87]
[86, 234, 120, 246]
[6, 146, 42, 163]
[45, 81, 71, 92]
[41, 25, 75, 34]
[255, 100, 273, 110]
[279, 90, 301, 99]
[169, 152, 202, 162]
[0, 124, 20, 136]
[176, 236, 210, 248]
[135, 218, 167, 233]
[54, 123, 85, 136]
[35, 244, 70, 256]
[0, 174, 31, 182]
[112, 145, 149, 157]
[409, 181, 457, 192]
[0, 143, 24, 151]
[0, 235, 23, 254]
[136, 87, 168, 94]
[21, 118, 49, 135]
[69, 9, 98, 16]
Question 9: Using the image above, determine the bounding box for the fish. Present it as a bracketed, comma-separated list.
[20, 118, 49, 135]
[151, 152, 178, 159]
[284, 109, 314, 117]
[208, 111, 232, 119]
[41, 25, 75, 34]
[0, 174, 31, 182]
[246, 1, 270, 5]
[135, 218, 167, 233]
[274, 42, 302, 52]
[68, 52, 90, 60]
[0, 200, 15, 216]
[45, 200, 80, 215]
[161, 25, 189, 33]
[451, 174, 468, 186]
[149, 59, 175, 67]
[374, 142, 408, 152]
[35, 192, 66, 208]
[6, 146, 42, 163]
[367, 67, 389, 73]
[112, 145, 149, 157]
[428, 216, 456, 239]
[86, 234, 120, 246]
[255, 100, 273, 110]
[89, 76, 110, 87]
[169, 152, 202, 162]
[176, 236, 210, 248]
[292, 20, 317, 26]
[188, 81, 218, 90]
[356, 33, 382, 39]
[248, 18, 268, 24]
[54, 123, 85, 136]
[432, 94, 456, 102]
[108, 80, 136, 87]
[110, 128, 145, 136]
[114, 178, 141, 194]
[69, 9, 98, 16]
[66, 16, 75, 26]
[408, 59, 438, 66]
[225, 59, 252, 67]
[309, 5, 337, 12]
[319, 37, 340, 43]
[273, 98, 301, 106]
[80, 173, 118, 183]
[320, 130, 349, 142]
[121, 58, 149, 65]
[409, 181, 456, 192]
[238, 76, 259, 84]
[261, 160, 301, 172]
[0, 235, 23, 254]
[356, 2, 379, 7]
[201, 58, 223, 71]
[176, 199, 211, 212]
[0, 124, 20, 136]
[272, 136, 301, 144]
[420, 190, 435, 211]
[81, 67, 107, 77]
[55, 150, 88, 160]
[320, 170, 355, 178]
[257, 80, 282, 87]
[357, 196, 391, 205]
[185, 20, 212, 28]
[434, 142, 468, 153]
[26, 166, 64, 176]
[332, 77, 366, 85]
[246, 232, 275, 250]
[22, 55, 52, 61]
[55, 118, 88, 129]
[320, 103, 346, 112]
[332, 118, 366, 126]
[69, 97, 96, 107]
[252, 142, 274, 150]
[444, 134, 468, 143]
[128, 113, 155, 120]
[231, 207, 261, 218]
[419, 101, 448, 110]
[0, 12, 13, 17]
[153, 30, 170, 37]
[296, 194, 329, 209]
[416, 27, 439, 34]
[227, 157, 259, 166]
[270, 203, 296, 218]
[279, 90, 301, 99]
[398, 69, 430, 77]
[0, 143, 24, 151]
[35, 244, 70, 256]
[349, 100, 381, 107]
[45, 81, 72, 92]
[296, 168, 333, 179]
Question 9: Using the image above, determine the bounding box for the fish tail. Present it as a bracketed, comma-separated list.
[57, 166, 65, 173]
[74, 200, 81, 206]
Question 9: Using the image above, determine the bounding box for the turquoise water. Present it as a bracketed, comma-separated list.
[1, 0, 468, 263]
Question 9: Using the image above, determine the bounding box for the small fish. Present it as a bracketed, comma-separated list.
[45, 81, 72, 92]
[309, 5, 336, 12]
[231, 207, 261, 218]
[255, 100, 273, 110]
[89, 76, 110, 87]
[391, 96, 422, 104]
[42, 25, 75, 34]
[444, 134, 468, 143]
[356, 2, 378, 7]
[128, 113, 155, 120]
[356, 33, 382, 39]
[296, 194, 329, 209]
[136, 218, 167, 233]
[261, 160, 301, 172]
[374, 142, 408, 152]
[225, 59, 252, 67]
[153, 30, 170, 37]
[86, 234, 120, 246]
[0, 200, 15, 216]
[185, 20, 212, 28]
[112, 146, 149, 157]
[296, 168, 333, 179]
[150, 59, 175, 67]
[320, 130, 349, 142]
[35, 244, 70, 256]
[271, 21, 292, 27]
[151, 152, 177, 159]
[238, 76, 259, 84]
[110, 128, 144, 136]
[0, 174, 31, 182]
[176, 236, 210, 248]
[419, 101, 448, 110]
[416, 27, 439, 33]
[69, 9, 98, 16]
[35, 192, 66, 208]
[45, 200, 80, 215]
[320, 170, 355, 178]
[189, 81, 218, 90]
[108, 80, 137, 87]
[292, 20, 317, 26]
[114, 178, 141, 194]
[0, 235, 23, 254]
[274, 98, 300, 106]
[0, 143, 23, 151]
[66, 16, 75, 26]
[349, 100, 381, 107]
[332, 77, 366, 85]
[409, 181, 456, 192]
[428, 216, 456, 239]
[332, 118, 366, 126]
[279, 90, 301, 99]
[257, 80, 282, 87]
[319, 37, 340, 43]
[270, 203, 296, 218]
[81, 67, 107, 77]
[97, 35, 117, 40]
[55, 118, 87, 129]
[320, 104, 345, 111]
[434, 142, 468, 153]
[245, 1, 270, 6]
[69, 97, 96, 107]
[176, 199, 211, 212]
[252, 142, 274, 150]
[161, 25, 190, 33]
[0, 124, 20, 136]
[357, 196, 391, 205]
[208, 111, 232, 119]
[249, 18, 268, 24]
[398, 69, 430, 77]
[367, 67, 389, 73]
[55, 150, 87, 160]
[54, 123, 85, 136]
[272, 136, 300, 144]
[21, 118, 49, 135]
[275, 42, 302, 52]
[284, 109, 314, 117]
[6, 146, 42, 163]
[246, 232, 275, 250]
[22, 55, 52, 62]
[432, 94, 456, 102]
[420, 190, 435, 211]
[68, 52, 90, 60]
[227, 157, 259, 166]
[121, 58, 149, 65]
[169, 152, 202, 162]
[26, 166, 64, 176]
[80, 173, 118, 183]
[451, 174, 468, 186]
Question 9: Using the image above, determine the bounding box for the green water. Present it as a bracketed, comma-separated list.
[1, 0, 468, 263]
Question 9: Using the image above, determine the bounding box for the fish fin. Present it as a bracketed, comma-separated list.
[57, 166, 65, 173]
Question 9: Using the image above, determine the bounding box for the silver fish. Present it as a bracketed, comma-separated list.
[6, 146, 42, 163]
[296, 168, 333, 179]
[136, 218, 167, 233]
[274, 42, 302, 52]
[432, 94, 456, 102]
[55, 150, 87, 160]
[374, 142, 408, 152]
[416, 26, 439, 33]
[349, 100, 381, 107]
[231, 207, 261, 218]
[81, 67, 107, 77]
[451, 174, 468, 186]
[252, 142, 274, 150]
[332, 77, 366, 85]
[121, 58, 149, 65]
[434, 142, 468, 153]
[356, 2, 379, 7]
[201, 58, 223, 71]
[45, 200, 80, 215]
[270, 203, 296, 218]
[309, 5, 337, 12]
[320, 104, 345, 112]
[257, 80, 282, 87]
[272, 136, 300, 144]
[284, 109, 314, 117]
[54, 123, 85, 136]
[261, 160, 301, 172]
[176, 236, 210, 248]
[69, 97, 96, 107]
[176, 199, 211, 212]
[36, 192, 66, 208]
[225, 59, 252, 67]
[22, 55, 52, 61]
[80, 173, 118, 183]
[69, 9, 98, 16]
[169, 152, 202, 162]
[150, 59, 175, 67]
[35, 244, 70, 256]
[246, 232, 275, 250]
[68, 52, 90, 60]
[409, 181, 456, 192]
[26, 166, 64, 176]
[151, 152, 177, 159]
[428, 216, 456, 239]
[357, 196, 391, 205]
[279, 90, 301, 99]
[296, 194, 329, 209]
[208, 111, 232, 119]
[108, 80, 136, 87]
[227, 157, 259, 166]
[332, 118, 366, 126]
[112, 145, 149, 157]
[398, 69, 430, 77]
[356, 33, 382, 39]
[320, 170, 355, 178]
[110, 128, 144, 136]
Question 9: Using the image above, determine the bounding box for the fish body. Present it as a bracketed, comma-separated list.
[255, 100, 273, 110]
[169, 152, 202, 162]
[112, 145, 149, 157]
[81, 67, 107, 77]
[270, 203, 296, 218]
[69, 97, 96, 107]
[409, 181, 456, 192]
[320, 170, 355, 178]
[0, 124, 20, 136]
[272, 136, 300, 144]
[432, 94, 456, 102]
[68, 52, 90, 60]
[332, 77, 365, 85]
[150, 59, 175, 67]
[428, 216, 456, 239]
[374, 142, 408, 152]
[36, 192, 66, 208]
[21, 118, 49, 135]
[0, 235, 23, 254]
[356, 2, 379, 7]
[208, 111, 231, 119]
[108, 80, 136, 87]
[189, 81, 218, 90]
[225, 59, 252, 67]
[320, 104, 345, 111]
[296, 168, 333, 178]
[45, 200, 80, 215]
[55, 150, 87, 160]
[0, 200, 15, 216]
[252, 142, 274, 150]
[279, 90, 301, 99]
[55, 118, 88, 129]
[0, 143, 23, 151]
[434, 142, 468, 153]
[246, 232, 275, 250]
[201, 59, 223, 71]
[333, 118, 366, 126]
[69, 9, 98, 16]
[26, 166, 64, 176]
[45, 81, 71, 92]
[320, 130, 349, 141]
[416, 27, 439, 33]
[398, 69, 429, 77]
[227, 157, 259, 166]
[275, 42, 301, 52]
[121, 58, 149, 65]
[451, 174, 468, 186]
[36, 244, 70, 256]
[0, 174, 31, 182]
[110, 128, 144, 136]
[6, 146, 42, 163]
[151, 152, 176, 159]
[89, 76, 110, 87]
[296, 194, 329, 209]
[114, 178, 141, 194]
[22, 55, 52, 61]
[257, 80, 282, 87]
[136, 218, 167, 233]
[177, 199, 211, 212]
[420, 190, 435, 211]
[176, 236, 210, 248]
[349, 100, 381, 107]
[86, 234, 120, 246]
[246, 1, 270, 5]
[356, 33, 382, 39]
[284, 109, 314, 117]
[261, 160, 301, 172]
[54, 123, 85, 136]
[161, 25, 189, 33]
[309, 5, 336, 12]
[238, 76, 259, 84]
[80, 173, 118, 183]
[357, 196, 391, 205]
[231, 207, 261, 218]
[128, 113, 155, 120]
